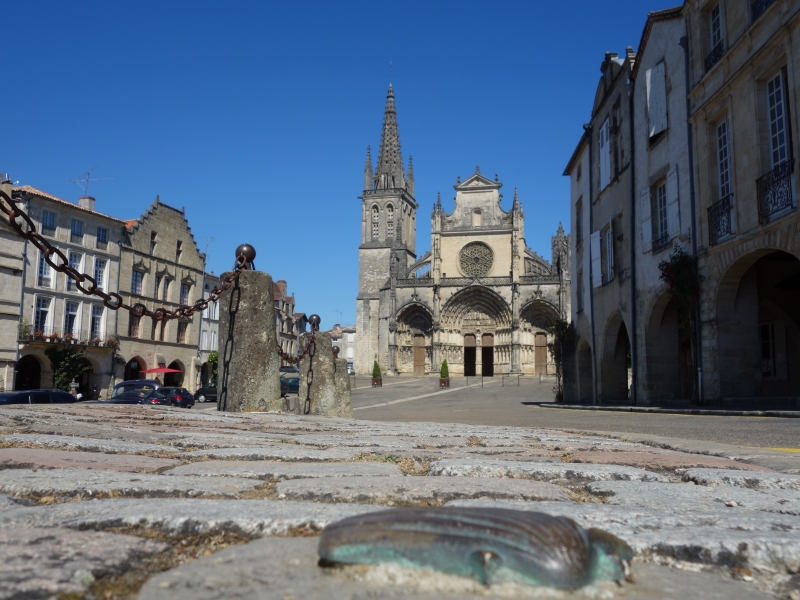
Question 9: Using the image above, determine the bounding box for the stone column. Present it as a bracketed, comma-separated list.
[511, 284, 522, 373]
[217, 270, 281, 412]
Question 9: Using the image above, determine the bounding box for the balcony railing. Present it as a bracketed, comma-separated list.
[18, 326, 119, 348]
[708, 194, 734, 246]
[757, 160, 795, 224]
[705, 40, 725, 72]
[751, 0, 775, 22]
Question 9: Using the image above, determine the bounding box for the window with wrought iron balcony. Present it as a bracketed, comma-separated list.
[757, 71, 795, 225]
[751, 0, 776, 23]
[705, 4, 724, 73]
[708, 118, 734, 246]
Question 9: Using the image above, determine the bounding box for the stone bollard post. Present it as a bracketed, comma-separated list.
[297, 331, 353, 418]
[217, 268, 282, 412]
[333, 347, 354, 419]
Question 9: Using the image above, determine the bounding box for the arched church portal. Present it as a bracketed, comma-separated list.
[396, 303, 433, 375]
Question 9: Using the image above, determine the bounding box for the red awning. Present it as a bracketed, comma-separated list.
[140, 367, 182, 374]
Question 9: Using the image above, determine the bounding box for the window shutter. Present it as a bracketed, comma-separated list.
[607, 220, 615, 281]
[590, 231, 602, 288]
[646, 62, 668, 137]
[640, 188, 653, 253]
[666, 165, 680, 238]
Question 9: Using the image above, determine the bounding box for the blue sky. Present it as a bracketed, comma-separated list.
[3, 1, 678, 327]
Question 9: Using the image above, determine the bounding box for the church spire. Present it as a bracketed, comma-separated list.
[375, 84, 405, 190]
[364, 146, 373, 190]
[407, 155, 414, 196]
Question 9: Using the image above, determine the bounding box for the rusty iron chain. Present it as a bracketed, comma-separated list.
[0, 188, 249, 321]
[276, 332, 316, 365]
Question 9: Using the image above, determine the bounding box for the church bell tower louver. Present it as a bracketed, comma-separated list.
[355, 85, 418, 375]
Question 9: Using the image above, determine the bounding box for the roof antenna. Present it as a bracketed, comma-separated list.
[69, 165, 113, 196]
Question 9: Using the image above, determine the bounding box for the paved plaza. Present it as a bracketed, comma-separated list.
[0, 395, 798, 599]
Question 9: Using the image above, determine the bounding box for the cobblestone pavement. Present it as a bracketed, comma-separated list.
[350, 376, 800, 453]
[0, 403, 798, 599]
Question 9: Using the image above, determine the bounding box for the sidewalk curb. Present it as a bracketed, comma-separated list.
[537, 403, 800, 418]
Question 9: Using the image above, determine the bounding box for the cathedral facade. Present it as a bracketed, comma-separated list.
[356, 85, 570, 376]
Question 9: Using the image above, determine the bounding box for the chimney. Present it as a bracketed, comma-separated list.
[78, 196, 96, 211]
[277, 280, 287, 296]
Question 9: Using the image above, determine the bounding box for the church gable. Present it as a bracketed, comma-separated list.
[442, 167, 511, 231]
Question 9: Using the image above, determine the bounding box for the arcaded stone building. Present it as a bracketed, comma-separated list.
[356, 85, 570, 376]
[117, 198, 206, 391]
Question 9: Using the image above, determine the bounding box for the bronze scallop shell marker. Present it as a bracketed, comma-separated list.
[318, 507, 634, 589]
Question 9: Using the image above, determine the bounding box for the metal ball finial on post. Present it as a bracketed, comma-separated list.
[309, 314, 321, 332]
[235, 244, 257, 270]
[332, 346, 340, 359]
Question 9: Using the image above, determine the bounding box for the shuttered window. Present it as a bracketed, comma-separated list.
[646, 62, 668, 137]
[767, 71, 789, 169]
[599, 119, 611, 190]
[590, 231, 602, 288]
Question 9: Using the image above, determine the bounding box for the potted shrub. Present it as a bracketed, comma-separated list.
[64, 332, 75, 344]
[106, 335, 119, 349]
[92, 338, 102, 346]
[439, 359, 450, 388]
[371, 360, 382, 388]
[19, 319, 32, 341]
[47, 332, 60, 343]
[34, 330, 44, 341]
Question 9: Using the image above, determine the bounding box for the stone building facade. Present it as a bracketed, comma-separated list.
[117, 198, 206, 391]
[356, 85, 570, 376]
[9, 186, 124, 397]
[274, 280, 308, 367]
[329, 324, 357, 368]
[198, 272, 220, 387]
[567, 1, 800, 406]
[0, 180, 24, 391]
[686, 0, 800, 403]
[565, 48, 637, 402]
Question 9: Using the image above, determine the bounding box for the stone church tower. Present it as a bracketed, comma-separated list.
[355, 85, 418, 374]
[356, 86, 569, 376]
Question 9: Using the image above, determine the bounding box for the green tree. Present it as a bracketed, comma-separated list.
[546, 318, 576, 402]
[372, 360, 382, 378]
[440, 359, 449, 378]
[207, 350, 219, 381]
[44, 347, 92, 392]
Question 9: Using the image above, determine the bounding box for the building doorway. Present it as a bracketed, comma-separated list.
[535, 332, 548, 375]
[481, 334, 494, 376]
[15, 355, 41, 390]
[413, 335, 425, 376]
[464, 334, 476, 376]
[75, 358, 93, 398]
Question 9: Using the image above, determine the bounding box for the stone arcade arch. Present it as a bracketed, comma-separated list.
[15, 355, 42, 391]
[440, 286, 512, 376]
[714, 250, 800, 401]
[600, 313, 631, 402]
[519, 299, 559, 375]
[124, 356, 147, 381]
[165, 360, 185, 387]
[643, 292, 693, 402]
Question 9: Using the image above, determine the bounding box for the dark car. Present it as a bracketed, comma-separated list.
[279, 366, 299, 374]
[100, 389, 170, 405]
[0, 390, 78, 405]
[159, 387, 195, 408]
[280, 375, 300, 396]
[111, 380, 162, 397]
[194, 382, 217, 403]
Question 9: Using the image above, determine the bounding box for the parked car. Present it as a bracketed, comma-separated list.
[159, 387, 195, 408]
[346, 363, 355, 375]
[280, 375, 300, 396]
[101, 389, 170, 406]
[0, 390, 78, 405]
[194, 382, 217, 403]
[279, 366, 299, 374]
[110, 380, 162, 398]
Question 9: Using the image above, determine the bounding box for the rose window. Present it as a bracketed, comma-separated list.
[459, 242, 494, 277]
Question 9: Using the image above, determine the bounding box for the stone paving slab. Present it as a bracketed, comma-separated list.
[587, 480, 800, 516]
[275, 475, 572, 504]
[429, 458, 668, 482]
[163, 460, 403, 479]
[184, 445, 362, 461]
[0, 526, 168, 599]
[0, 448, 180, 473]
[0, 433, 179, 455]
[682, 467, 800, 490]
[567, 450, 771, 471]
[136, 536, 772, 600]
[0, 468, 264, 499]
[0, 498, 383, 537]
